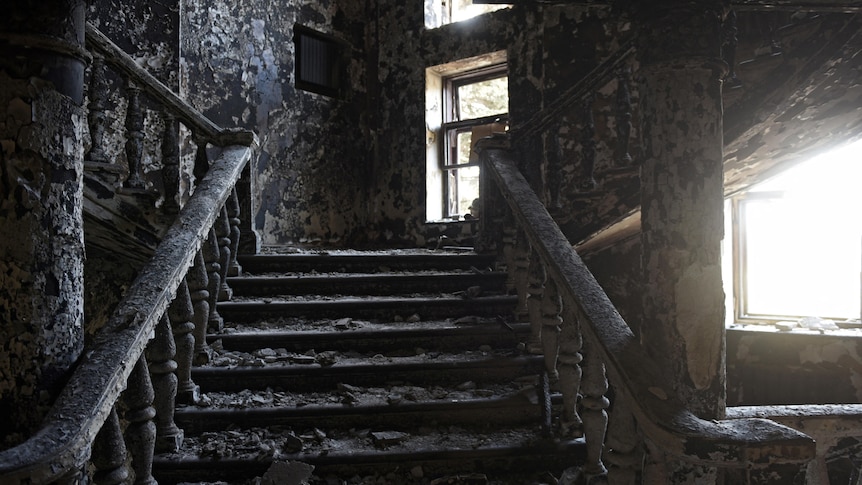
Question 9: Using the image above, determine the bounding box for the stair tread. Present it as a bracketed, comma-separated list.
[198, 349, 540, 372]
[213, 318, 525, 335]
[230, 270, 503, 278]
[163, 249, 567, 483]
[181, 382, 536, 413]
[222, 294, 513, 303]
[155, 424, 581, 466]
[236, 250, 497, 274]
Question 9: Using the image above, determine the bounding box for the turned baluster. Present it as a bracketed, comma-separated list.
[581, 336, 610, 479]
[161, 112, 181, 215]
[124, 79, 145, 189]
[86, 54, 108, 163]
[193, 138, 209, 184]
[525, 253, 545, 355]
[540, 277, 562, 384]
[204, 227, 224, 333]
[512, 229, 530, 321]
[216, 205, 233, 301]
[614, 66, 634, 167]
[92, 407, 130, 485]
[147, 313, 183, 452]
[189, 250, 212, 365]
[605, 393, 642, 485]
[227, 188, 243, 277]
[170, 279, 200, 404]
[541, 275, 565, 439]
[558, 304, 584, 438]
[579, 96, 598, 191]
[123, 355, 157, 485]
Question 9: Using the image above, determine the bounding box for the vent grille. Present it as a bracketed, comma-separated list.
[294, 25, 343, 98]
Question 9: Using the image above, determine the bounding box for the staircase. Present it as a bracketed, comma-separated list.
[152, 249, 584, 484]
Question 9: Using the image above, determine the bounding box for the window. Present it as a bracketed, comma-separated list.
[441, 67, 508, 218]
[426, 54, 507, 222]
[424, 0, 509, 29]
[294, 25, 344, 97]
[726, 139, 862, 325]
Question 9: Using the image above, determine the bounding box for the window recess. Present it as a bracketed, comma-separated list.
[726, 141, 862, 326]
[439, 66, 508, 219]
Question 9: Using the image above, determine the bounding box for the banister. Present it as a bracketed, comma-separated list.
[0, 144, 252, 483]
[479, 141, 816, 468]
[84, 23, 255, 147]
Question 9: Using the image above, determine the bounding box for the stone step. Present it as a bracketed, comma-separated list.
[226, 271, 507, 297]
[152, 249, 578, 484]
[237, 251, 497, 274]
[217, 294, 518, 322]
[209, 320, 529, 354]
[152, 425, 584, 485]
[192, 352, 543, 393]
[176, 391, 542, 435]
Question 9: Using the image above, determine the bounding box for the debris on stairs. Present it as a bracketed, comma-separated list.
[153, 248, 585, 484]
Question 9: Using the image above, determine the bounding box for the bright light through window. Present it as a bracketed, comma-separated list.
[734, 139, 862, 321]
[425, 0, 509, 28]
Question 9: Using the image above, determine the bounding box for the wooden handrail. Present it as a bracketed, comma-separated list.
[479, 142, 816, 468]
[0, 144, 252, 483]
[85, 23, 255, 147]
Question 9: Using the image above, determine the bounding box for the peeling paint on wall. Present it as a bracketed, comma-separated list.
[181, 0, 369, 247]
[0, 78, 86, 448]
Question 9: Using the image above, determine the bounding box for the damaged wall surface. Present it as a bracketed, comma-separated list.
[181, 0, 369, 246]
[0, 2, 87, 448]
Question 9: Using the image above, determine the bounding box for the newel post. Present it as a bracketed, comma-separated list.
[637, 1, 726, 481]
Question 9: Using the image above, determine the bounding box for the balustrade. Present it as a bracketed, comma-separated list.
[477, 141, 816, 484]
[0, 22, 255, 484]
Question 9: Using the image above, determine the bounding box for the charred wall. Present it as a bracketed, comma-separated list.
[180, 0, 369, 247]
[364, 3, 515, 247]
[728, 329, 862, 405]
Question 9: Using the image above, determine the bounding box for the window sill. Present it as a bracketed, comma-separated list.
[728, 320, 862, 337]
[425, 218, 479, 224]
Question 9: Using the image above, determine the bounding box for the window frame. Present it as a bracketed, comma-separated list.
[439, 64, 508, 218]
[729, 189, 862, 325]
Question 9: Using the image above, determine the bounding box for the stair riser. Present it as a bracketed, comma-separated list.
[217, 296, 517, 322]
[209, 326, 528, 354]
[238, 253, 497, 274]
[192, 359, 542, 393]
[226, 273, 507, 297]
[175, 400, 541, 434]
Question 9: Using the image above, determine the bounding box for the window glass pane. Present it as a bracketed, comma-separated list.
[743, 198, 860, 319]
[457, 76, 508, 120]
[740, 140, 862, 320]
[450, 0, 508, 23]
[446, 166, 480, 217]
[456, 131, 472, 166]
